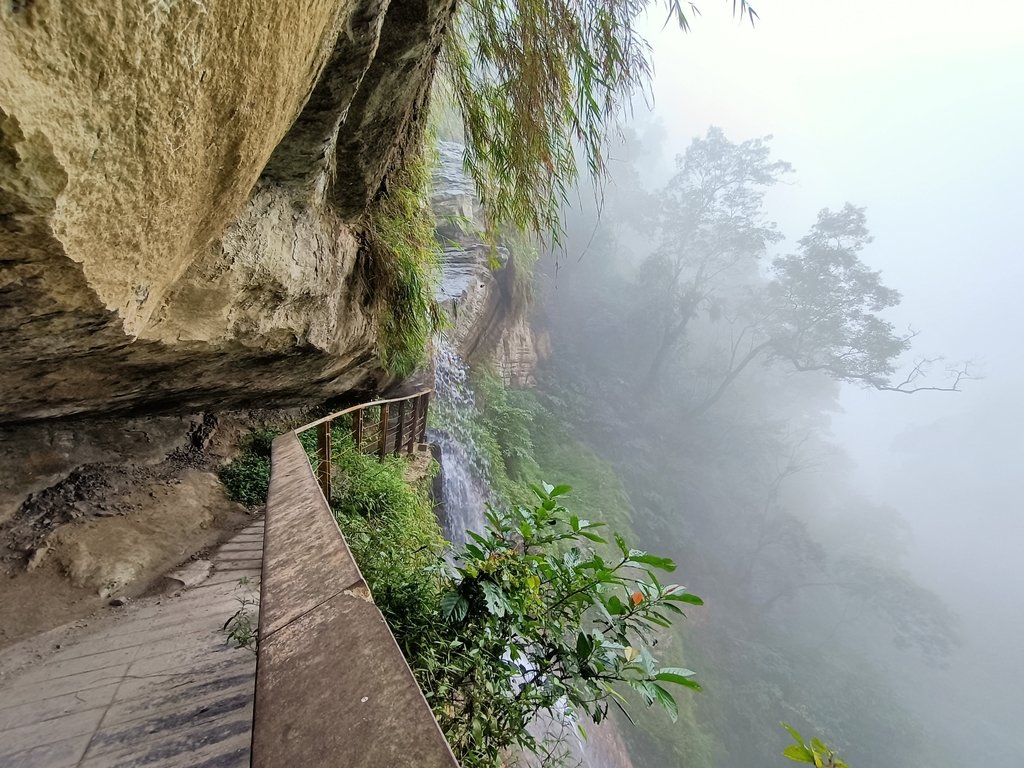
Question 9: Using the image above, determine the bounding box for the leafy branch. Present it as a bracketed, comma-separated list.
[430, 482, 703, 766]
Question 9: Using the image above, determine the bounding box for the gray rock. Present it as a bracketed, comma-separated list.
[163, 559, 215, 590]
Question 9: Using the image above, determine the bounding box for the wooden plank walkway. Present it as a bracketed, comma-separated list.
[0, 520, 263, 768]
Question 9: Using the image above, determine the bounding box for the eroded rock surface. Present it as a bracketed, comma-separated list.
[431, 142, 541, 386]
[0, 0, 454, 422]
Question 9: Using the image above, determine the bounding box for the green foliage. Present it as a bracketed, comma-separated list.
[441, 1, 758, 239]
[365, 144, 444, 376]
[221, 579, 260, 653]
[319, 413, 699, 766]
[505, 229, 541, 312]
[781, 723, 849, 767]
[325, 429, 441, 577]
[428, 484, 702, 766]
[472, 370, 542, 485]
[218, 427, 276, 507]
[325, 429, 448, 656]
[432, 389, 526, 506]
[470, 372, 637, 544]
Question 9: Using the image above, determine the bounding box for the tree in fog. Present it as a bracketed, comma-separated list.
[683, 205, 970, 413]
[638, 127, 791, 388]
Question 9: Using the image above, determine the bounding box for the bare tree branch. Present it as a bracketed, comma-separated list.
[876, 359, 977, 394]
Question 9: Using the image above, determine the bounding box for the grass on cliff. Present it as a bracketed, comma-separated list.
[469, 369, 636, 539]
[365, 146, 444, 377]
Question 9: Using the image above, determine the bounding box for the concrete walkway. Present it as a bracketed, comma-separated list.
[0, 520, 263, 768]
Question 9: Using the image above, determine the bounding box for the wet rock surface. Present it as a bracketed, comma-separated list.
[431, 142, 541, 386]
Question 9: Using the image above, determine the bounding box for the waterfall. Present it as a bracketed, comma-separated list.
[428, 338, 493, 545]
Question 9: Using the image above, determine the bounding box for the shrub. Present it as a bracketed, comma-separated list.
[325, 431, 448, 659]
[219, 428, 277, 507]
[336, 466, 703, 768]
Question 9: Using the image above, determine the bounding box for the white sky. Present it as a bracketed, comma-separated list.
[638, 0, 1024, 578]
[634, 0, 1024, 752]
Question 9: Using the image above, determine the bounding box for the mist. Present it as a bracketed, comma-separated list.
[530, 2, 1022, 764]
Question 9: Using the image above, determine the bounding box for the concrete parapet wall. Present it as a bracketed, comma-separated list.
[252, 431, 459, 768]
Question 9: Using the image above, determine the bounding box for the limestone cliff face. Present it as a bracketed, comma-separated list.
[431, 142, 541, 386]
[0, 0, 454, 423]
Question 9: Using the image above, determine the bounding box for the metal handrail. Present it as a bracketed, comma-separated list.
[294, 388, 433, 501]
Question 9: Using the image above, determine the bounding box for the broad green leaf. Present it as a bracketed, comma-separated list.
[549, 483, 572, 497]
[480, 581, 509, 617]
[782, 723, 806, 746]
[810, 739, 831, 757]
[576, 632, 593, 659]
[783, 744, 814, 763]
[440, 591, 468, 622]
[605, 595, 625, 615]
[665, 591, 704, 605]
[628, 552, 677, 571]
[655, 671, 696, 684]
[578, 530, 608, 544]
[651, 683, 678, 723]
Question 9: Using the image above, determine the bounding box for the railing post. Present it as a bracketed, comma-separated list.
[394, 400, 406, 457]
[377, 403, 389, 462]
[405, 397, 417, 455]
[418, 392, 430, 443]
[316, 419, 332, 500]
[352, 408, 363, 452]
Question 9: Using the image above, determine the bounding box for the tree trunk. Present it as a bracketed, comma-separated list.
[687, 340, 773, 416]
[641, 314, 692, 393]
